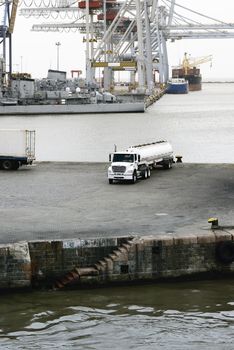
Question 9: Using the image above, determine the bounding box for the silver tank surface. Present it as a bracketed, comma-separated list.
[126, 141, 173, 162]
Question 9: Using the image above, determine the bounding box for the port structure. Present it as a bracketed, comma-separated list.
[16, 0, 234, 94]
[0, 0, 19, 94]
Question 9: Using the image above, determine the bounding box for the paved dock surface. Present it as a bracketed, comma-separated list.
[0, 162, 233, 244]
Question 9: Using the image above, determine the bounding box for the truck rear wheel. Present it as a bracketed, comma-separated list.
[1, 160, 14, 170]
[12, 161, 20, 170]
[142, 169, 148, 179]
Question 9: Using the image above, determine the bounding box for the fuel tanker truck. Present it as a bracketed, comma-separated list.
[108, 140, 174, 184]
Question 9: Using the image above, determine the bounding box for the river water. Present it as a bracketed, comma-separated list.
[0, 280, 234, 349]
[0, 83, 234, 163]
[0, 83, 234, 349]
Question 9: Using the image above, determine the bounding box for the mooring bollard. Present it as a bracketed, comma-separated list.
[175, 155, 183, 163]
[208, 217, 219, 229]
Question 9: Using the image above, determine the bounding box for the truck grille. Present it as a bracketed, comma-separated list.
[112, 166, 126, 173]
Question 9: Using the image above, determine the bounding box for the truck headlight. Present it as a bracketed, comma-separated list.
[126, 168, 134, 174]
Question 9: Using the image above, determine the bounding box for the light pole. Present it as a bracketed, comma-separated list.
[55, 42, 61, 71]
[20, 56, 23, 73]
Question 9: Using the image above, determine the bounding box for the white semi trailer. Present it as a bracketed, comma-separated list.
[108, 140, 174, 184]
[0, 129, 35, 170]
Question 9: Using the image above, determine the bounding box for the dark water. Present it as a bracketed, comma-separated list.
[1, 280, 234, 349]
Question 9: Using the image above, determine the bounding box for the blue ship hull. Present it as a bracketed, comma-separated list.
[166, 81, 189, 94]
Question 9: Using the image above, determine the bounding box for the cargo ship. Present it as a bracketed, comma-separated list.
[171, 53, 212, 91]
[172, 67, 202, 91]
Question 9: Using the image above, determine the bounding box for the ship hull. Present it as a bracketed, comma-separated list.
[0, 102, 145, 116]
[166, 80, 189, 94]
[185, 75, 202, 91]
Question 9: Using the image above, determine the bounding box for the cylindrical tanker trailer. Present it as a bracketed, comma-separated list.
[108, 140, 174, 184]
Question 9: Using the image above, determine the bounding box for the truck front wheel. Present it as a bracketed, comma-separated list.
[131, 172, 137, 184]
[109, 179, 113, 184]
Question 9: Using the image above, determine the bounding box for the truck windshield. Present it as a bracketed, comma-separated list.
[113, 153, 134, 163]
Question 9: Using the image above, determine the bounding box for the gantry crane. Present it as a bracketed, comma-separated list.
[18, 0, 234, 94]
[8, 0, 19, 76]
[0, 0, 19, 94]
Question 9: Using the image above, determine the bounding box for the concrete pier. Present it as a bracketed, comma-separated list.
[0, 162, 234, 290]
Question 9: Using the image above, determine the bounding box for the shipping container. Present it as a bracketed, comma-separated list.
[0, 129, 35, 170]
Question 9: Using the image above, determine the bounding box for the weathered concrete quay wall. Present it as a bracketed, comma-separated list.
[1, 228, 234, 291]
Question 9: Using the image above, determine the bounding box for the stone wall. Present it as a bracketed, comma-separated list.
[0, 230, 234, 290]
[0, 242, 31, 289]
[28, 237, 126, 286]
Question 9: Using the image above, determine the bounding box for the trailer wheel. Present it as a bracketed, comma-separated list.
[1, 160, 14, 171]
[163, 159, 172, 169]
[147, 168, 151, 178]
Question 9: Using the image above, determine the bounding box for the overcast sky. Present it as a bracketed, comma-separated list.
[12, 0, 234, 80]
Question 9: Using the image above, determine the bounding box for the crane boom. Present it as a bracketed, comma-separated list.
[8, 0, 19, 34]
[174, 52, 212, 74]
